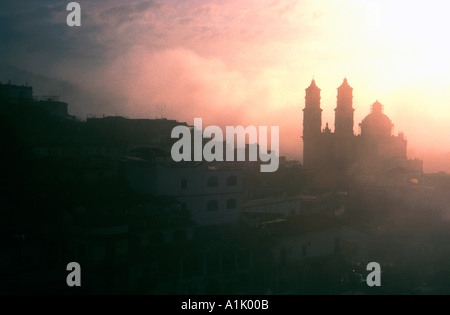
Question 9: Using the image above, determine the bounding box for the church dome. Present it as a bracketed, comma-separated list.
[360, 101, 392, 138]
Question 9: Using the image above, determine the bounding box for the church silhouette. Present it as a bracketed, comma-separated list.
[302, 79, 423, 179]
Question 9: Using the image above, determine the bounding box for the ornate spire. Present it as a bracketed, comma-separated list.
[305, 78, 321, 109]
[336, 77, 353, 109]
[335, 78, 354, 136]
[371, 100, 383, 113]
[306, 79, 320, 91]
[338, 78, 352, 91]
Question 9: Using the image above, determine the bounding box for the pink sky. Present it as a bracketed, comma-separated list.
[10, 0, 449, 172]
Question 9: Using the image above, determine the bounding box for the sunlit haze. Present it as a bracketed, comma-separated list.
[1, 0, 449, 172]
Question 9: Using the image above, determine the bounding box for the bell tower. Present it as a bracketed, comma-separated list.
[302, 79, 322, 168]
[303, 79, 322, 137]
[334, 78, 354, 136]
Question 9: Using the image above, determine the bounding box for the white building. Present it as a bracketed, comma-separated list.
[126, 159, 243, 226]
[263, 214, 369, 265]
[243, 193, 334, 217]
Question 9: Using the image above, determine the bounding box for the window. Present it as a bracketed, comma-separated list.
[280, 248, 287, 265]
[334, 237, 341, 254]
[207, 200, 218, 211]
[226, 198, 237, 209]
[148, 232, 164, 244]
[207, 176, 219, 187]
[173, 229, 187, 241]
[181, 178, 187, 189]
[106, 242, 116, 262]
[226, 175, 237, 186]
[77, 244, 86, 258]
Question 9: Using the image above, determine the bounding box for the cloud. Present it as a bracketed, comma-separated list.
[100, 0, 157, 24]
[0, 63, 127, 118]
[98, 45, 302, 155]
[0, 0, 449, 170]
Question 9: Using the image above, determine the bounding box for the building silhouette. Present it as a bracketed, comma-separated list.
[302, 79, 423, 178]
[0, 82, 68, 118]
